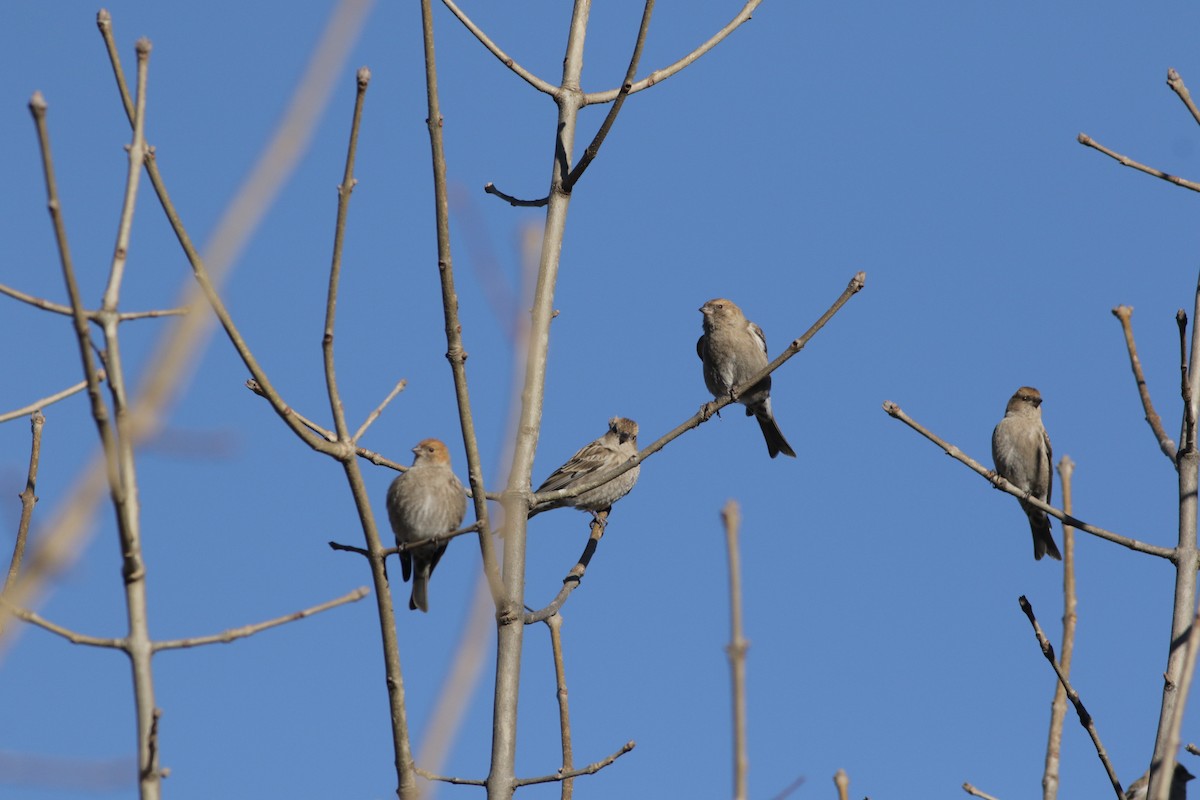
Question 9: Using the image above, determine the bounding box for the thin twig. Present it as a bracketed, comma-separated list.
[438, 0, 560, 96]
[419, 0, 503, 606]
[0, 283, 187, 321]
[1113, 306, 1177, 461]
[1179, 310, 1196, 454]
[524, 513, 607, 624]
[3, 413, 45, 603]
[882, 401, 1175, 558]
[328, 521, 483, 558]
[1019, 595, 1123, 799]
[834, 769, 849, 800]
[584, 0, 764, 104]
[101, 39, 166, 799]
[154, 587, 369, 651]
[1043, 456, 1078, 800]
[536, 272, 866, 510]
[243, 379, 407, 471]
[0, 377, 104, 424]
[1167, 69, 1200, 128]
[513, 741, 636, 787]
[544, 612, 575, 800]
[561, 0, 655, 194]
[1153, 606, 1200, 800]
[963, 784, 1001, 800]
[351, 377, 407, 443]
[483, 181, 549, 208]
[722, 500, 749, 800]
[318, 66, 422, 798]
[1077, 133, 1200, 192]
[0, 599, 124, 648]
[413, 766, 487, 786]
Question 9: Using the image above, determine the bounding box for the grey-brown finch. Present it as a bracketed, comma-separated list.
[386, 438, 467, 612]
[535, 417, 641, 515]
[1124, 763, 1194, 800]
[991, 386, 1061, 561]
[697, 298, 796, 458]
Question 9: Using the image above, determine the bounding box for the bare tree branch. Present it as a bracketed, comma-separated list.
[535, 271, 866, 510]
[1042, 456, 1079, 800]
[1148, 275, 1200, 797]
[544, 612, 575, 800]
[0, 600, 124, 648]
[524, 513, 606, 624]
[834, 769, 850, 800]
[722, 500, 749, 800]
[1019, 596, 1123, 799]
[513, 741, 636, 787]
[1113, 305, 1177, 461]
[1077, 133, 1200, 192]
[963, 783, 1001, 800]
[419, 0, 504, 607]
[153, 587, 369, 651]
[561, 0, 655, 194]
[352, 377, 407, 444]
[1167, 68, 1200, 128]
[0, 283, 187, 321]
[1179, 311, 1196, 453]
[438, 0, 560, 96]
[882, 401, 1175, 558]
[584, 0, 765, 104]
[329, 521, 483, 558]
[244, 379, 410, 473]
[2, 413, 44, 614]
[0, 378, 105, 424]
[483, 182, 549, 208]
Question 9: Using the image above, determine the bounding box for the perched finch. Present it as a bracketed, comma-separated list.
[1124, 762, 1194, 800]
[991, 386, 1061, 561]
[385, 438, 467, 612]
[697, 298, 796, 459]
[535, 417, 641, 515]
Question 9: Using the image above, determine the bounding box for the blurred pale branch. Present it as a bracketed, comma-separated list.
[882, 401, 1175, 559]
[1020, 596, 1123, 799]
[0, 0, 372, 654]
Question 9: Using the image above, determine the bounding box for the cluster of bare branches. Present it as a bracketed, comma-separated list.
[886, 68, 1200, 800]
[0, 3, 874, 800]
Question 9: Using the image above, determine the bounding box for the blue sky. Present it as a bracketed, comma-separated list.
[4, 2, 1200, 798]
